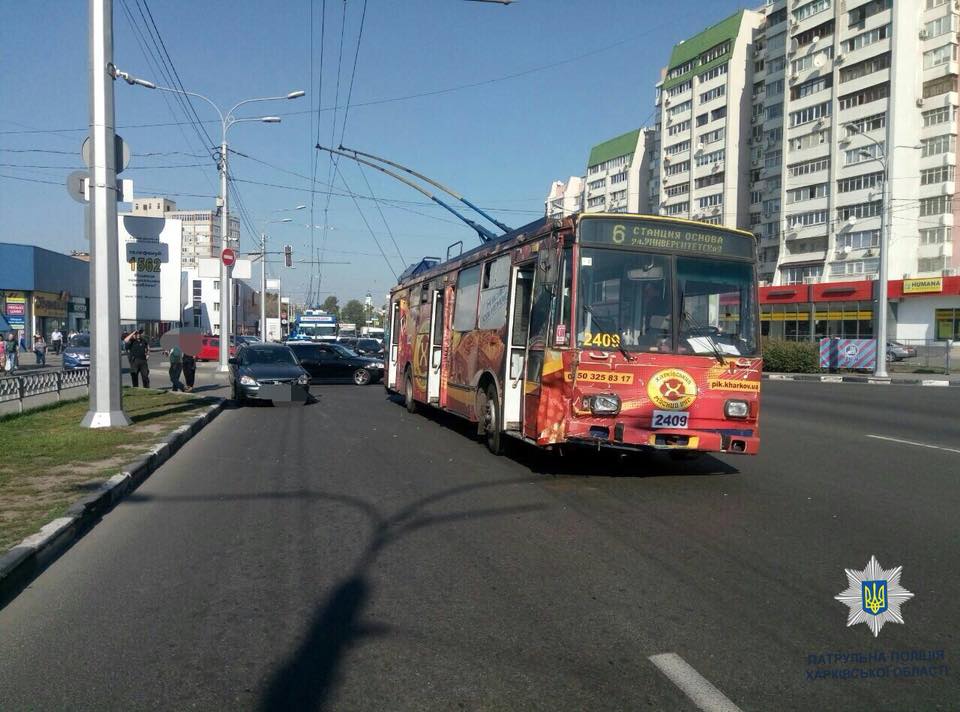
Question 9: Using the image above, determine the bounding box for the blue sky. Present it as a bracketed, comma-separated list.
[0, 0, 747, 306]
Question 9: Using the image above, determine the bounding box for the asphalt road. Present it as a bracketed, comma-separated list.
[0, 380, 957, 711]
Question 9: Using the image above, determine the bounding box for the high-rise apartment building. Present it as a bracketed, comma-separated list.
[584, 128, 655, 214]
[654, 11, 766, 228]
[545, 176, 585, 219]
[130, 197, 240, 270]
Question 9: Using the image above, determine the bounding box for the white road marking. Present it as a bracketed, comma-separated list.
[649, 653, 744, 712]
[921, 379, 949, 387]
[866, 434, 960, 455]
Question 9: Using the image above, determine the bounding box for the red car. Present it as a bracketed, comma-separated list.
[196, 336, 238, 361]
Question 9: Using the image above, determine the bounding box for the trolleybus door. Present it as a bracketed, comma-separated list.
[427, 289, 443, 403]
[503, 266, 533, 429]
[387, 300, 401, 389]
[522, 247, 557, 440]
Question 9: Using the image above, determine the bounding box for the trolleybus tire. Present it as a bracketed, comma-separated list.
[482, 384, 503, 456]
[404, 372, 418, 414]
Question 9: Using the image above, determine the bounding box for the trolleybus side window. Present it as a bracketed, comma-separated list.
[552, 247, 573, 346]
[478, 256, 510, 330]
[453, 264, 482, 331]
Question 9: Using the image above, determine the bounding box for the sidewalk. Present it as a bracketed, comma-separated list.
[763, 371, 960, 386]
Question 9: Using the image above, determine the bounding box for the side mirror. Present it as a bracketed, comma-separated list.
[228, 357, 239, 366]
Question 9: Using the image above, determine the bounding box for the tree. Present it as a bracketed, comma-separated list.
[320, 295, 339, 315]
[341, 299, 366, 326]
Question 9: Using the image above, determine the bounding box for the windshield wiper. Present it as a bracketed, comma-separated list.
[581, 303, 633, 362]
[680, 306, 726, 365]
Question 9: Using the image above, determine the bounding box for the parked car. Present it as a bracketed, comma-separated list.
[228, 343, 311, 404]
[197, 335, 239, 361]
[287, 341, 384, 385]
[887, 341, 917, 362]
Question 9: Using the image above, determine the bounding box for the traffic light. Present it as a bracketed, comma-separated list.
[284, 245, 293, 267]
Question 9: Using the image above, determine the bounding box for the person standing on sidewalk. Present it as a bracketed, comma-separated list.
[50, 328, 63, 355]
[4, 332, 17, 373]
[124, 328, 150, 388]
[168, 344, 184, 392]
[33, 334, 47, 366]
[182, 351, 197, 392]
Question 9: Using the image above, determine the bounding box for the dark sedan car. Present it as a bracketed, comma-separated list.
[288, 341, 384, 385]
[228, 343, 311, 404]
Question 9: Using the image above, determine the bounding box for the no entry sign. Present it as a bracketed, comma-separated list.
[221, 248, 237, 267]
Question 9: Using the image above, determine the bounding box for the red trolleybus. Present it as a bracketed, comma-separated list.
[386, 213, 761, 457]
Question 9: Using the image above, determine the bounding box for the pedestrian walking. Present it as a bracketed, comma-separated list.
[33, 334, 47, 366]
[124, 328, 151, 388]
[168, 344, 184, 392]
[50, 328, 63, 355]
[4, 332, 17, 373]
[182, 351, 197, 392]
[0, 338, 6, 374]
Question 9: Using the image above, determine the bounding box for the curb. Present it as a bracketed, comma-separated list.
[0, 398, 225, 607]
[763, 373, 958, 387]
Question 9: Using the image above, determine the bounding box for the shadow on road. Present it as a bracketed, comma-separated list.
[383, 392, 739, 479]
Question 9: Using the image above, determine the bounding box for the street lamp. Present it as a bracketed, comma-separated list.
[258, 206, 304, 341]
[114, 68, 303, 371]
[845, 123, 890, 378]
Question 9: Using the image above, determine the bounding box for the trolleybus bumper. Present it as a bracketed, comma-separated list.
[564, 427, 758, 455]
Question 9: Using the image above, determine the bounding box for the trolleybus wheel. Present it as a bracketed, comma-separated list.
[405, 372, 418, 414]
[482, 384, 503, 456]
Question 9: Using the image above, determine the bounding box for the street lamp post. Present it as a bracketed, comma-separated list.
[258, 208, 303, 341]
[846, 123, 889, 378]
[113, 69, 303, 370]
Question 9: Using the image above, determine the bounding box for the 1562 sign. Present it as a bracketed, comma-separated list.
[128, 257, 162, 273]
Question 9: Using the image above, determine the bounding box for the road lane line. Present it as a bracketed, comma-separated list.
[866, 434, 960, 455]
[648, 653, 743, 712]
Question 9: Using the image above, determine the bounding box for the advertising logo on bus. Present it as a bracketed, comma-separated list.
[647, 368, 698, 410]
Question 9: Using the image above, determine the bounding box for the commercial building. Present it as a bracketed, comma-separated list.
[0, 243, 90, 340]
[654, 10, 765, 228]
[130, 197, 239, 270]
[180, 271, 259, 336]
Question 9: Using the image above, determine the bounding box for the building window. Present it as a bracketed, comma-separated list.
[919, 195, 952, 216]
[791, 47, 833, 75]
[840, 52, 891, 83]
[667, 80, 692, 97]
[668, 119, 691, 136]
[700, 128, 724, 145]
[665, 184, 690, 197]
[837, 172, 884, 193]
[782, 264, 823, 285]
[836, 230, 880, 250]
[587, 195, 606, 208]
[837, 201, 882, 221]
[588, 179, 605, 191]
[787, 183, 829, 203]
[921, 166, 956, 185]
[791, 75, 833, 100]
[794, 0, 831, 22]
[695, 148, 724, 167]
[788, 209, 828, 228]
[698, 193, 723, 208]
[923, 75, 957, 98]
[921, 134, 957, 157]
[843, 23, 890, 53]
[698, 63, 727, 82]
[925, 13, 959, 39]
[668, 100, 692, 117]
[829, 259, 879, 277]
[767, 104, 783, 120]
[922, 105, 957, 127]
[699, 85, 726, 103]
[763, 198, 781, 215]
[664, 201, 689, 216]
[750, 190, 763, 205]
[790, 101, 831, 127]
[214, 302, 220, 312]
[934, 308, 960, 340]
[767, 79, 785, 97]
[610, 171, 627, 184]
[920, 227, 951, 244]
[665, 160, 690, 176]
[796, 20, 835, 48]
[696, 113, 709, 127]
[667, 60, 695, 80]
[701, 41, 730, 64]
[666, 140, 691, 155]
[844, 142, 884, 165]
[838, 82, 890, 110]
[923, 44, 957, 69]
[696, 172, 725, 189]
[788, 157, 830, 177]
[919, 256, 949, 272]
[764, 150, 782, 169]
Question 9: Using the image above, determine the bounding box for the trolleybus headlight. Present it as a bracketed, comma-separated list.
[587, 393, 621, 415]
[239, 374, 257, 386]
[724, 399, 749, 419]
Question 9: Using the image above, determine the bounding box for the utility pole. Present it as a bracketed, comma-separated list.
[259, 232, 267, 341]
[219, 138, 231, 371]
[82, 0, 130, 428]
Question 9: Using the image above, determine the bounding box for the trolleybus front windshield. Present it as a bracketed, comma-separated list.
[576, 249, 758, 355]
